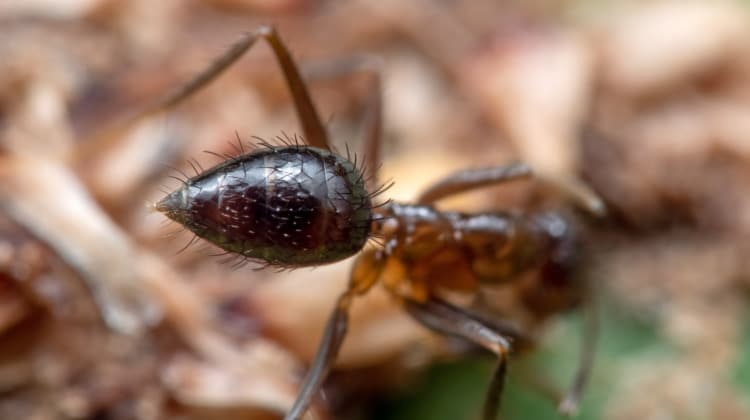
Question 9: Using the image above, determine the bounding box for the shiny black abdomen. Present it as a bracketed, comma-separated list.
[158, 146, 372, 266]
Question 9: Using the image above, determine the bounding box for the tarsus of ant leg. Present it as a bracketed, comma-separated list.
[401, 297, 512, 420]
[416, 162, 533, 204]
[78, 25, 330, 164]
[144, 34, 260, 116]
[538, 174, 607, 218]
[558, 287, 599, 416]
[483, 358, 507, 420]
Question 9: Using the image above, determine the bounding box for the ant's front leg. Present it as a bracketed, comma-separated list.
[416, 162, 533, 204]
[416, 162, 605, 217]
[401, 295, 513, 420]
[145, 25, 329, 150]
[284, 249, 385, 420]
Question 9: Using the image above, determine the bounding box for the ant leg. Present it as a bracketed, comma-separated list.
[416, 162, 532, 204]
[537, 174, 607, 218]
[477, 288, 597, 414]
[151, 26, 328, 149]
[87, 25, 329, 156]
[304, 55, 384, 190]
[558, 292, 599, 415]
[284, 289, 354, 420]
[156, 26, 329, 150]
[416, 162, 605, 217]
[359, 61, 383, 191]
[284, 249, 385, 420]
[401, 296, 513, 420]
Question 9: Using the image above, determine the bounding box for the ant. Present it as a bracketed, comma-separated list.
[145, 26, 600, 420]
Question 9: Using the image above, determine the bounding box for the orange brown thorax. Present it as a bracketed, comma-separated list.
[374, 203, 580, 312]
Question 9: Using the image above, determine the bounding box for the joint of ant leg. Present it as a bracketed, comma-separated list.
[486, 334, 512, 358]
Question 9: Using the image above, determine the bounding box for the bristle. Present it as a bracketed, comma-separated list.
[186, 159, 201, 177]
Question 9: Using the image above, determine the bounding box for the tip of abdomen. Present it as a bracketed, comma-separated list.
[154, 190, 184, 214]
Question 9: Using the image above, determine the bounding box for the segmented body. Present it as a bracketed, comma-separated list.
[157, 145, 372, 266]
[148, 25, 594, 420]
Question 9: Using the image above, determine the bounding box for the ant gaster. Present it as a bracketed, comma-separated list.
[148, 26, 599, 420]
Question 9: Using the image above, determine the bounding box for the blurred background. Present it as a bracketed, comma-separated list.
[1, 0, 750, 419]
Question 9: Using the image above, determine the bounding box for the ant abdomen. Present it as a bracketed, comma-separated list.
[156, 144, 373, 266]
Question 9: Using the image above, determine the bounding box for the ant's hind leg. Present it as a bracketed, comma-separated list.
[416, 162, 533, 204]
[80, 26, 330, 161]
[153, 26, 329, 150]
[357, 58, 383, 191]
[128, 26, 329, 147]
[401, 296, 513, 420]
[303, 55, 384, 191]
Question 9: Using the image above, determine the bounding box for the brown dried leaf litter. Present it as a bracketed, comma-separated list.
[1, 0, 750, 419]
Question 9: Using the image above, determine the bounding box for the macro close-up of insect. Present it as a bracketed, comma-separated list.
[4, 2, 750, 420]
[148, 25, 599, 420]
